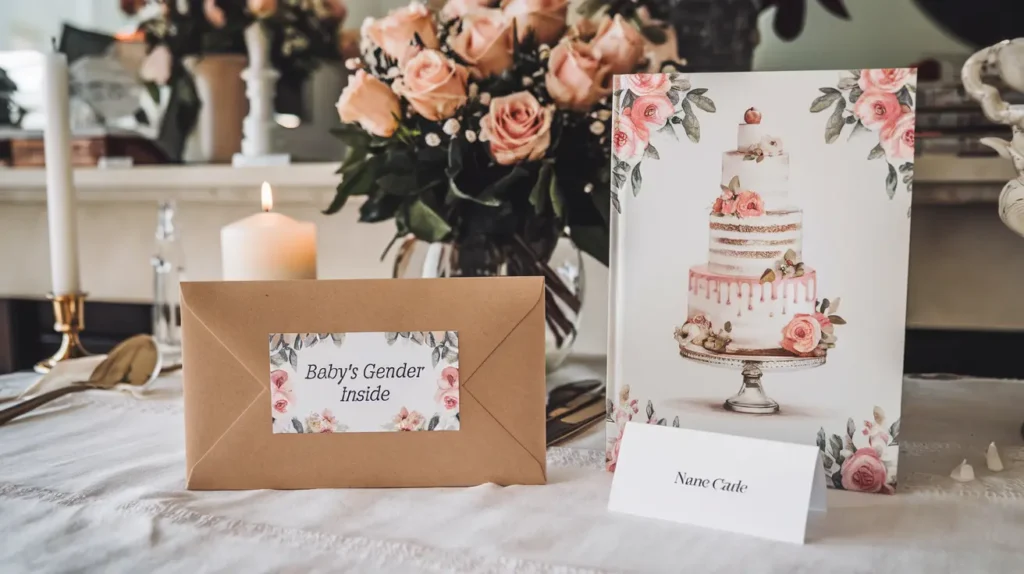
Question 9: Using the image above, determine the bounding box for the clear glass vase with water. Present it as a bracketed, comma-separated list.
[152, 201, 185, 366]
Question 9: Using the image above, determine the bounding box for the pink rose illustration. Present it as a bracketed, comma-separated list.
[812, 312, 834, 334]
[393, 407, 426, 431]
[271, 392, 290, 414]
[734, 190, 765, 218]
[631, 94, 673, 131]
[689, 314, 712, 329]
[270, 369, 288, 391]
[320, 409, 338, 433]
[858, 68, 912, 94]
[480, 91, 553, 165]
[781, 314, 822, 356]
[881, 113, 915, 161]
[623, 74, 671, 96]
[607, 428, 624, 472]
[853, 90, 901, 130]
[435, 366, 460, 411]
[719, 198, 737, 216]
[840, 448, 889, 493]
[612, 111, 647, 161]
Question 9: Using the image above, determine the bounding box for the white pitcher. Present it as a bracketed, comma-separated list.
[962, 39, 1024, 237]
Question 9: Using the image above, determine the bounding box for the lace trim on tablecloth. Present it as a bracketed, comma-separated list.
[0, 481, 614, 574]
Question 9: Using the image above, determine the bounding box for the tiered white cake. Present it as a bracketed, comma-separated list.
[685, 112, 818, 354]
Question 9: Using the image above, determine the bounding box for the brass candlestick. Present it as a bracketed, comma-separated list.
[34, 292, 91, 373]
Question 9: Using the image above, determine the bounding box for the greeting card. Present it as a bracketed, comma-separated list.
[606, 70, 917, 494]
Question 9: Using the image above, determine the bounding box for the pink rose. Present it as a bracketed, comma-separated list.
[607, 428, 624, 472]
[881, 113, 915, 161]
[612, 110, 647, 161]
[362, 2, 439, 62]
[450, 10, 514, 78]
[435, 366, 460, 410]
[545, 39, 611, 111]
[248, 0, 277, 18]
[204, 0, 226, 28]
[393, 407, 426, 431]
[590, 15, 644, 75]
[840, 448, 889, 493]
[336, 70, 402, 137]
[271, 391, 290, 414]
[781, 314, 822, 356]
[858, 68, 912, 94]
[320, 409, 338, 432]
[623, 74, 671, 96]
[270, 369, 288, 391]
[689, 314, 711, 329]
[630, 94, 673, 132]
[480, 91, 553, 164]
[719, 199, 736, 216]
[501, 0, 568, 45]
[395, 50, 469, 121]
[812, 312, 833, 332]
[441, 0, 493, 20]
[140, 45, 172, 85]
[734, 190, 765, 218]
[853, 90, 901, 130]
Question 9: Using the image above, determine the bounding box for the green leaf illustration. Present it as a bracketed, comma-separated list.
[438, 345, 450, 361]
[867, 144, 885, 160]
[846, 417, 856, 439]
[824, 99, 846, 143]
[426, 331, 436, 347]
[428, 414, 440, 431]
[432, 346, 441, 367]
[889, 418, 901, 440]
[672, 416, 680, 428]
[658, 122, 679, 141]
[823, 453, 835, 470]
[816, 427, 826, 451]
[837, 77, 858, 90]
[643, 144, 660, 160]
[330, 333, 345, 346]
[385, 332, 399, 345]
[829, 434, 843, 459]
[832, 471, 844, 489]
[611, 190, 621, 214]
[288, 349, 298, 371]
[680, 100, 700, 143]
[686, 92, 716, 113]
[622, 90, 636, 110]
[446, 331, 458, 348]
[885, 162, 898, 199]
[445, 350, 458, 365]
[645, 400, 655, 420]
[895, 86, 913, 108]
[810, 91, 841, 113]
[291, 417, 304, 433]
[631, 163, 643, 197]
[849, 85, 863, 103]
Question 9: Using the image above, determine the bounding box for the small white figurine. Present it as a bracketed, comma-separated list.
[986, 442, 1004, 472]
[950, 458, 976, 483]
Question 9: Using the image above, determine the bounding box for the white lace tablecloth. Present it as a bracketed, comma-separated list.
[1, 362, 1023, 573]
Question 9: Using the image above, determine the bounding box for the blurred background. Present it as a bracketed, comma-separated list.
[0, 0, 1021, 377]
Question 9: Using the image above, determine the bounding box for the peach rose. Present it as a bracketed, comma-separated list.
[435, 366, 460, 410]
[630, 94, 673, 132]
[204, 0, 226, 28]
[545, 40, 611, 111]
[781, 314, 822, 356]
[393, 407, 426, 431]
[320, 409, 338, 432]
[441, 0, 493, 20]
[854, 90, 901, 130]
[590, 15, 644, 75]
[336, 70, 402, 137]
[362, 2, 439, 62]
[271, 392, 290, 414]
[612, 110, 647, 161]
[623, 73, 671, 96]
[394, 50, 469, 121]
[840, 448, 889, 493]
[881, 113, 915, 161]
[450, 10, 514, 78]
[734, 190, 764, 218]
[859, 68, 912, 94]
[501, 0, 568, 44]
[248, 0, 276, 17]
[719, 199, 736, 216]
[480, 91, 553, 164]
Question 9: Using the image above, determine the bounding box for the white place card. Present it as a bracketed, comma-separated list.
[608, 422, 826, 544]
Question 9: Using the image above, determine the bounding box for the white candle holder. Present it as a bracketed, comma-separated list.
[233, 22, 291, 167]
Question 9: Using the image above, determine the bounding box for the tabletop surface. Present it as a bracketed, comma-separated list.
[1, 359, 1023, 573]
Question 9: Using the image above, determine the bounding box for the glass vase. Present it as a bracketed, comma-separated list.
[392, 237, 584, 372]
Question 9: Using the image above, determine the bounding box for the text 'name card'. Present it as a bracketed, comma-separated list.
[608, 422, 826, 544]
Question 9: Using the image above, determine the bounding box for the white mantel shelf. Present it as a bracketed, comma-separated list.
[0, 155, 1016, 205]
[0, 162, 342, 204]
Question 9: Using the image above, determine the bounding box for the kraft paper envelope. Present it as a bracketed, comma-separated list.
[180, 277, 546, 490]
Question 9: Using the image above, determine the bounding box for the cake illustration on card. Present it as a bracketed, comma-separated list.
[607, 70, 916, 495]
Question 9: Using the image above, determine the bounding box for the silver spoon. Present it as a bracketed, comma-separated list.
[0, 335, 161, 426]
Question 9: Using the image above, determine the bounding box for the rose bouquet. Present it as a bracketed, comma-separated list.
[329, 0, 676, 351]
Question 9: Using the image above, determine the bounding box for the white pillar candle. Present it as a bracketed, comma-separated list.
[42, 46, 81, 295]
[221, 182, 317, 281]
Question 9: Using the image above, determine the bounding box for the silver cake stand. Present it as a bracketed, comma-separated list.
[679, 343, 825, 414]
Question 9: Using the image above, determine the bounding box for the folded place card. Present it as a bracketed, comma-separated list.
[181, 277, 546, 490]
[608, 422, 826, 544]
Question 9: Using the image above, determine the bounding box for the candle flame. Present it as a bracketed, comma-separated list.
[261, 182, 273, 212]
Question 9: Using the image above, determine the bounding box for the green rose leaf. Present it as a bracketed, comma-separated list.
[643, 143, 660, 160]
[631, 162, 643, 196]
[846, 417, 856, 439]
[686, 92, 716, 113]
[428, 414, 440, 431]
[680, 100, 700, 143]
[406, 200, 452, 243]
[816, 427, 826, 451]
[657, 122, 679, 141]
[448, 180, 501, 207]
[849, 85, 863, 103]
[549, 170, 564, 219]
[867, 143, 885, 160]
[885, 162, 898, 199]
[810, 91, 841, 113]
[530, 161, 554, 215]
[824, 98, 846, 143]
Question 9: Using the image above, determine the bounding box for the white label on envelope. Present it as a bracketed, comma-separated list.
[608, 422, 826, 544]
[268, 331, 460, 434]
